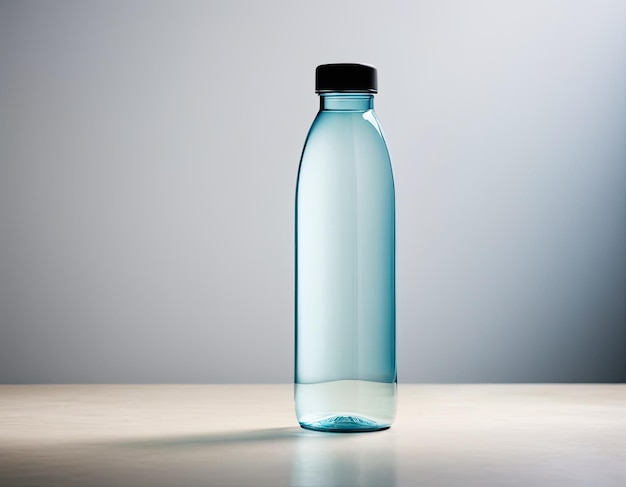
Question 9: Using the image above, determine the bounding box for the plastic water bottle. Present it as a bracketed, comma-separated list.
[295, 64, 396, 432]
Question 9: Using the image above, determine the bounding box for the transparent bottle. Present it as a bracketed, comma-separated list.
[295, 64, 396, 432]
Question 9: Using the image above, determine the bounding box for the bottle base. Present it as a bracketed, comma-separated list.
[295, 380, 396, 433]
[299, 414, 390, 433]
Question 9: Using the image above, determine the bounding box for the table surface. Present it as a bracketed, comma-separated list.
[0, 384, 624, 486]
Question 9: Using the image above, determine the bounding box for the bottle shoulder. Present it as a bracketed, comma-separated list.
[303, 110, 390, 156]
[297, 109, 394, 192]
[309, 109, 384, 133]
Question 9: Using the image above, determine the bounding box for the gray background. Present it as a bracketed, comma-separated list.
[1, 0, 624, 383]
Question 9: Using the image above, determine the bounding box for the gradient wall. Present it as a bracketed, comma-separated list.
[0, 0, 624, 383]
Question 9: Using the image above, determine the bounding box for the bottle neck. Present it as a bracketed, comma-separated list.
[319, 93, 374, 112]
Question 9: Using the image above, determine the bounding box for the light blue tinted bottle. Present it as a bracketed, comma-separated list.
[295, 64, 396, 432]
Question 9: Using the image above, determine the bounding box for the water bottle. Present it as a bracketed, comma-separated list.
[295, 64, 396, 432]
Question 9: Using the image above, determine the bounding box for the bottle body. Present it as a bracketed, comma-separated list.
[295, 93, 396, 432]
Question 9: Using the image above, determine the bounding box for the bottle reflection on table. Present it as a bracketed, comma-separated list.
[290, 429, 396, 487]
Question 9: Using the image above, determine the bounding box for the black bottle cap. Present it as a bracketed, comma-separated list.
[315, 63, 378, 93]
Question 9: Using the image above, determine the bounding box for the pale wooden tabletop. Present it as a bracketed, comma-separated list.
[0, 384, 624, 486]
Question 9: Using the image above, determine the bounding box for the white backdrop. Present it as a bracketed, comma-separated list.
[0, 0, 624, 382]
